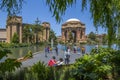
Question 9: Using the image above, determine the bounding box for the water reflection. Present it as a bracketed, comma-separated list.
[7, 44, 117, 59]
[8, 45, 44, 58]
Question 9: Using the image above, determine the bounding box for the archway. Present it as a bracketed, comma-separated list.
[72, 30, 76, 42]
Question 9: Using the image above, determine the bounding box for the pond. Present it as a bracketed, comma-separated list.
[0, 44, 118, 63]
[8, 45, 44, 58]
[5, 44, 118, 59]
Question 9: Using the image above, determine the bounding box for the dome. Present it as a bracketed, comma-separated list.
[66, 18, 80, 22]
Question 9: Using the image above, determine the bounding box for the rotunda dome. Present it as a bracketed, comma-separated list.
[66, 18, 80, 22]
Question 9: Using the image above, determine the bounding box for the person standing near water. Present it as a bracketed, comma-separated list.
[77, 46, 81, 54]
[64, 50, 70, 65]
[45, 46, 48, 57]
[81, 47, 85, 55]
[55, 46, 58, 56]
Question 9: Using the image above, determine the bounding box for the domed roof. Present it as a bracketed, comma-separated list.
[66, 18, 80, 22]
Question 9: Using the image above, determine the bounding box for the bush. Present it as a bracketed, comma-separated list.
[71, 47, 115, 80]
[24, 50, 33, 59]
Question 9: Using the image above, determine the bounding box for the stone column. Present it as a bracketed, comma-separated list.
[82, 28, 86, 40]
[19, 24, 22, 43]
[62, 30, 65, 42]
[66, 29, 69, 42]
[76, 28, 80, 42]
[47, 28, 50, 41]
[6, 25, 11, 43]
[80, 30, 82, 40]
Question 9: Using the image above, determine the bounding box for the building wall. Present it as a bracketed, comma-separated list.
[0, 16, 50, 43]
[42, 22, 50, 41]
[0, 29, 7, 42]
[6, 16, 22, 43]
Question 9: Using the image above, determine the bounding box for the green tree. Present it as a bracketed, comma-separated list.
[102, 34, 108, 45]
[49, 29, 57, 44]
[88, 32, 96, 41]
[33, 18, 44, 43]
[0, 45, 21, 79]
[11, 32, 19, 43]
[0, 0, 23, 15]
[22, 25, 34, 43]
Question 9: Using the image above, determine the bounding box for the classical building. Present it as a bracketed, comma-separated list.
[0, 16, 50, 43]
[62, 18, 86, 43]
[41, 22, 50, 41]
[6, 16, 22, 43]
[0, 28, 6, 42]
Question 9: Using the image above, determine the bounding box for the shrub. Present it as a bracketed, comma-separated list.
[71, 47, 115, 80]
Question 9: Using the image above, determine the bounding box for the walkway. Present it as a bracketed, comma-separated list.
[22, 50, 82, 67]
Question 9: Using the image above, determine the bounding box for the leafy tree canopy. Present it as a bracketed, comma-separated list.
[0, 0, 24, 15]
[88, 31, 96, 41]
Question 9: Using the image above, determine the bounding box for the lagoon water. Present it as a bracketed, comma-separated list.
[1, 44, 118, 62]
[8, 45, 44, 58]
[8, 44, 97, 58]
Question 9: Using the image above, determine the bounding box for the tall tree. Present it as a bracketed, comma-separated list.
[22, 25, 34, 43]
[49, 29, 57, 44]
[33, 18, 44, 43]
[88, 32, 96, 41]
[0, 0, 24, 15]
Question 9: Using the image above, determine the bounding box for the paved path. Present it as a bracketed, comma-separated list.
[22, 50, 82, 67]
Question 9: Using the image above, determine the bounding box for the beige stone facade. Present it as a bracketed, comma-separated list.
[6, 16, 22, 43]
[62, 18, 86, 43]
[0, 29, 6, 42]
[41, 22, 50, 41]
[0, 16, 50, 43]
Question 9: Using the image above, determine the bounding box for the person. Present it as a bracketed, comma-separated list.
[50, 47, 52, 54]
[64, 50, 70, 65]
[56, 58, 64, 66]
[67, 47, 71, 54]
[47, 46, 50, 53]
[48, 56, 57, 67]
[55, 46, 58, 56]
[81, 47, 85, 55]
[77, 46, 81, 54]
[74, 48, 76, 53]
[45, 46, 48, 57]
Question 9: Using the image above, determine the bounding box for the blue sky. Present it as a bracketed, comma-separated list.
[0, 0, 106, 36]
